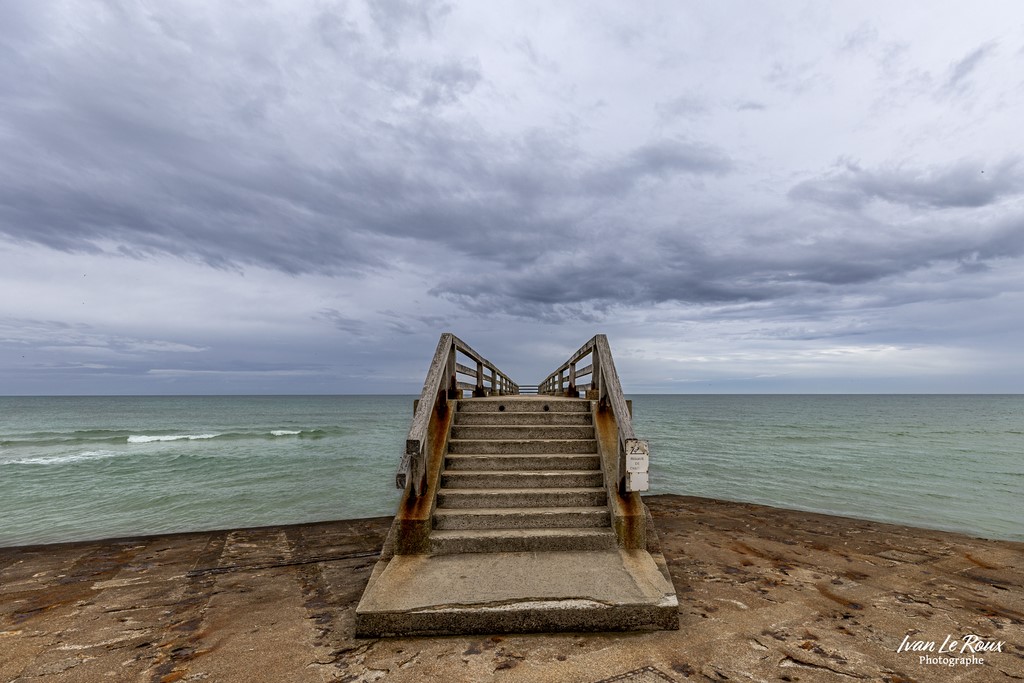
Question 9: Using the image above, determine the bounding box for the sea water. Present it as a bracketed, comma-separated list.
[632, 394, 1023, 542]
[0, 396, 407, 547]
[0, 395, 1021, 547]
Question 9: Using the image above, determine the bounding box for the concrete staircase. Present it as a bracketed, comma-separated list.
[431, 398, 617, 554]
[355, 396, 679, 637]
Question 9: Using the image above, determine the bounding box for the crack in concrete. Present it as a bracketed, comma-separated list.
[780, 653, 868, 679]
[408, 597, 617, 612]
[186, 551, 380, 578]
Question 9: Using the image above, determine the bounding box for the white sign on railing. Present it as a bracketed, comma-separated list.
[624, 438, 649, 492]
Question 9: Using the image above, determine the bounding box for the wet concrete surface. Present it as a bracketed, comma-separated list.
[1, 494, 1021, 682]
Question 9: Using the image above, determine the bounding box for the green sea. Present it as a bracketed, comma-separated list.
[0, 395, 1021, 547]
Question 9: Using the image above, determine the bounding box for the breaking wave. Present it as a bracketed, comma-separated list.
[7, 450, 123, 466]
[127, 430, 324, 443]
[127, 433, 220, 444]
[1, 429, 331, 449]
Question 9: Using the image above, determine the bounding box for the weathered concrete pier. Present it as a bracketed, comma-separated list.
[356, 333, 679, 636]
[3, 332, 1022, 681]
[3, 497, 1022, 682]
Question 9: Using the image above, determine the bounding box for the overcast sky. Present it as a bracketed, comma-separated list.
[2, 1, 1023, 395]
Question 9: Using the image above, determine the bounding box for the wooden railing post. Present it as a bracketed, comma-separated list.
[475, 360, 485, 397]
[447, 343, 458, 398]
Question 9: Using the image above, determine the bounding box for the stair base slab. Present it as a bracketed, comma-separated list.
[355, 549, 679, 636]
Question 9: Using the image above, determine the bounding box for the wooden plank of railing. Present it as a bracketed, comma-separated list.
[453, 337, 515, 394]
[537, 334, 646, 492]
[399, 333, 454, 493]
[538, 335, 597, 395]
[452, 337, 487, 366]
[564, 338, 596, 367]
[593, 335, 635, 443]
[398, 332, 519, 493]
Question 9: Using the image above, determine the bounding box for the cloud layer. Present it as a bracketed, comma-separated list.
[2, 1, 1024, 393]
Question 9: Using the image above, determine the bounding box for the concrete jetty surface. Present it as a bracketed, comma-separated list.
[1, 494, 1021, 682]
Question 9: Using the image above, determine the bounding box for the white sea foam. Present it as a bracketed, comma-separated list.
[127, 434, 220, 444]
[9, 450, 122, 466]
[271, 430, 301, 436]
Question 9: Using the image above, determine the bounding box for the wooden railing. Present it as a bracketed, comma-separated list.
[396, 333, 518, 493]
[538, 334, 649, 493]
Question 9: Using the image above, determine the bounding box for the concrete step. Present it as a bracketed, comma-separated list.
[436, 487, 608, 509]
[441, 470, 604, 489]
[457, 399, 590, 413]
[445, 453, 600, 471]
[448, 439, 598, 455]
[429, 528, 617, 554]
[355, 550, 680, 636]
[432, 506, 610, 530]
[451, 424, 594, 440]
[455, 411, 593, 426]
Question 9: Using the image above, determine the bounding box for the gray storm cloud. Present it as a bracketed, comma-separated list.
[2, 1, 1023, 393]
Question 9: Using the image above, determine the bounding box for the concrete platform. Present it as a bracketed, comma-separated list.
[355, 549, 678, 636]
[2, 494, 1022, 682]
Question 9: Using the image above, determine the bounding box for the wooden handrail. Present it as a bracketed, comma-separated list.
[396, 333, 519, 493]
[538, 334, 648, 492]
